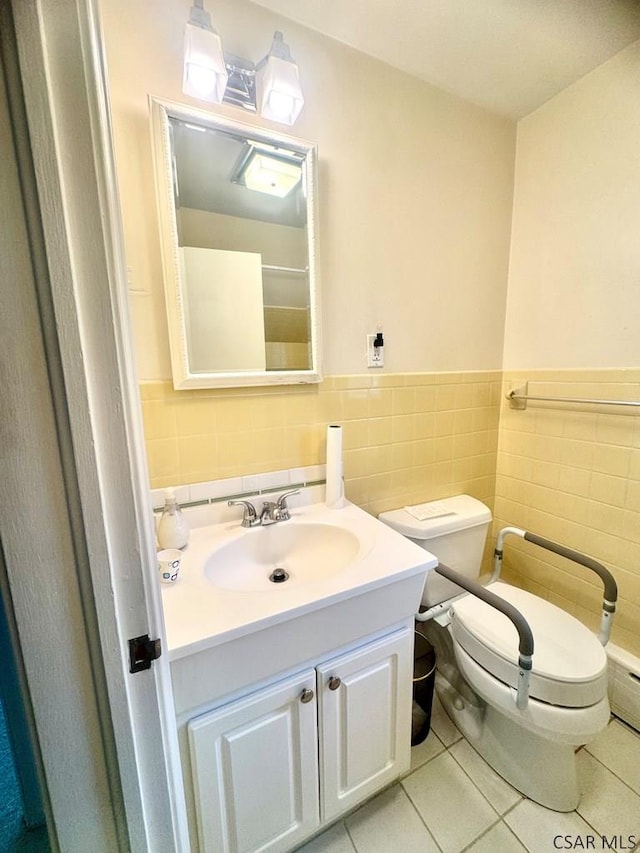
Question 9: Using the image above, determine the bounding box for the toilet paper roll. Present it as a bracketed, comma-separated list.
[325, 424, 346, 509]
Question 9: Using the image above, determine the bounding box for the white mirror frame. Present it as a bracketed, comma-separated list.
[149, 96, 322, 389]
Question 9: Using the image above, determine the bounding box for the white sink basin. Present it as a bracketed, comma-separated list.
[204, 521, 362, 591]
[160, 499, 436, 660]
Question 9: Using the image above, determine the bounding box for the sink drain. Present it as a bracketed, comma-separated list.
[269, 568, 289, 583]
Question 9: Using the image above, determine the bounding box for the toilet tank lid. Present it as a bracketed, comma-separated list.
[378, 495, 491, 539]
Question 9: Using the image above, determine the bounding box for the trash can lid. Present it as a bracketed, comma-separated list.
[414, 632, 436, 680]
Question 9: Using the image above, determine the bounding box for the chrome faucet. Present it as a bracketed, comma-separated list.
[259, 501, 278, 526]
[227, 499, 258, 528]
[228, 489, 300, 527]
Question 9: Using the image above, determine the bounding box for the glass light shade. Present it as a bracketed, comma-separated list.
[258, 55, 304, 125]
[183, 23, 228, 103]
[242, 151, 302, 197]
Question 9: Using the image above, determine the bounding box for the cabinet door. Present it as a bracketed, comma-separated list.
[317, 626, 413, 822]
[188, 669, 319, 853]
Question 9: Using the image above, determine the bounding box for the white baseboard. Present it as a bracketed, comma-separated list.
[607, 643, 640, 733]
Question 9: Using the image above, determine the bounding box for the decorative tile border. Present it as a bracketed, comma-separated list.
[151, 464, 326, 511]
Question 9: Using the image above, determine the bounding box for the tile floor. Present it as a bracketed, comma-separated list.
[297, 697, 640, 853]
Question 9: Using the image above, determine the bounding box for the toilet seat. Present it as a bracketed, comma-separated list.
[452, 643, 611, 746]
[450, 582, 608, 708]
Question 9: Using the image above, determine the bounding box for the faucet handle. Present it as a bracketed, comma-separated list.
[276, 488, 300, 507]
[275, 489, 300, 520]
[228, 499, 258, 527]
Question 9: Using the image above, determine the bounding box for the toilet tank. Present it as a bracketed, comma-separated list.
[379, 495, 491, 607]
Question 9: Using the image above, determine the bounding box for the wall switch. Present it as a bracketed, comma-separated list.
[366, 333, 384, 368]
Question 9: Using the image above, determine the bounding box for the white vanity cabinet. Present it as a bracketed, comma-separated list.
[317, 628, 412, 822]
[188, 669, 320, 853]
[185, 626, 413, 853]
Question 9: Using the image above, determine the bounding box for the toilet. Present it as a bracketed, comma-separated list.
[379, 495, 611, 812]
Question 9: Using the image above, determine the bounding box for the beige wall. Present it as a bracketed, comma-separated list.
[101, 0, 515, 380]
[503, 40, 640, 370]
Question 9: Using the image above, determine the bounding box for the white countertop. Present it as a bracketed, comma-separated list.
[160, 500, 435, 661]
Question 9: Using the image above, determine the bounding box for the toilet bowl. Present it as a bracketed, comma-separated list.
[379, 495, 612, 812]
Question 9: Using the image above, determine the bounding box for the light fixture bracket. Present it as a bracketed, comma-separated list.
[222, 54, 257, 112]
[188, 0, 213, 31]
[254, 31, 293, 74]
[267, 31, 292, 63]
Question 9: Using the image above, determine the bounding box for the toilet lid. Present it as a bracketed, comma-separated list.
[451, 582, 608, 708]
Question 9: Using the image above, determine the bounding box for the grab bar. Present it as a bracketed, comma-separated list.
[492, 527, 617, 645]
[434, 563, 533, 711]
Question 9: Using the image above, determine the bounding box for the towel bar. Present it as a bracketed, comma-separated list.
[507, 382, 640, 410]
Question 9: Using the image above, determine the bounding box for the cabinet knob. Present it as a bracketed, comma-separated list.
[328, 676, 341, 691]
[300, 688, 314, 704]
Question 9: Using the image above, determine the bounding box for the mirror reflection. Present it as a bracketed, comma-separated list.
[150, 98, 321, 388]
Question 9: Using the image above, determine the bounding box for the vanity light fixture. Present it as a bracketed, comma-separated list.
[182, 6, 304, 125]
[234, 145, 303, 198]
[255, 31, 305, 126]
[182, 0, 228, 103]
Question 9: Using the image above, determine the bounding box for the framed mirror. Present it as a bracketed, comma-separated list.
[149, 97, 321, 388]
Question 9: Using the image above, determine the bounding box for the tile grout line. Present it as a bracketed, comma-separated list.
[401, 734, 447, 779]
[458, 817, 520, 853]
[397, 781, 446, 853]
[340, 818, 359, 853]
[438, 735, 517, 851]
[404, 725, 530, 851]
[582, 736, 640, 800]
[445, 738, 513, 819]
[443, 718, 640, 847]
[499, 797, 527, 821]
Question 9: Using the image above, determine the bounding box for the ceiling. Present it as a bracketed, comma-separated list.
[249, 0, 640, 118]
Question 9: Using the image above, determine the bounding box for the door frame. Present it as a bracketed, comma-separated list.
[2, 0, 187, 849]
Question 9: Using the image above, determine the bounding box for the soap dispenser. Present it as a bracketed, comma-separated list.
[157, 488, 189, 550]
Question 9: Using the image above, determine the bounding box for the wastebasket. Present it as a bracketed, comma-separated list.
[412, 630, 436, 746]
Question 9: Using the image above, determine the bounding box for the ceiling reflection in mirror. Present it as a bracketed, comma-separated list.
[150, 98, 321, 389]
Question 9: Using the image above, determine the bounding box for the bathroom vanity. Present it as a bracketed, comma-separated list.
[161, 498, 434, 852]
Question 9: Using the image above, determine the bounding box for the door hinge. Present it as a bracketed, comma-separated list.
[128, 634, 162, 673]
